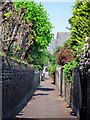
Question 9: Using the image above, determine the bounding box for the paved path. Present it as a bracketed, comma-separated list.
[16, 77, 78, 119]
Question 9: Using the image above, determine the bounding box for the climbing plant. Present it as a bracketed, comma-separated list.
[63, 1, 90, 83]
[68, 1, 90, 49]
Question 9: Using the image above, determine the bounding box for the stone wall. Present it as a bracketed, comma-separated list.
[55, 66, 71, 104]
[55, 67, 81, 110]
[72, 68, 80, 117]
[53, 37, 90, 120]
[1, 55, 40, 119]
[55, 66, 90, 120]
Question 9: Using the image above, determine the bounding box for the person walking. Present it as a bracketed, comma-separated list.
[43, 69, 45, 78]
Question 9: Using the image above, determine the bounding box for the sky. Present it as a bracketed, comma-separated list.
[35, 1, 75, 39]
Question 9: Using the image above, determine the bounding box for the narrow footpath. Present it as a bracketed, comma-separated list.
[16, 77, 78, 119]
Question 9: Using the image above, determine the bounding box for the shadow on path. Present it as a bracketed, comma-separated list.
[33, 93, 49, 96]
[14, 77, 78, 119]
[37, 88, 55, 91]
[2, 118, 78, 120]
[51, 81, 55, 85]
[41, 78, 49, 81]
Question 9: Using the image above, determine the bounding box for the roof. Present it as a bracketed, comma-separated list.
[47, 32, 70, 54]
[56, 32, 70, 46]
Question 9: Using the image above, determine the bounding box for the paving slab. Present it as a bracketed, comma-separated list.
[16, 77, 78, 119]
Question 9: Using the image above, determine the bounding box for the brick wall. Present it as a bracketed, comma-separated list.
[1, 55, 40, 118]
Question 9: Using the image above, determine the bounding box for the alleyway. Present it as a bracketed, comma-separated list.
[16, 77, 78, 119]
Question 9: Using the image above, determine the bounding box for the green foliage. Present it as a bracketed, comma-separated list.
[4, 33, 6, 39]
[48, 45, 65, 75]
[2, 1, 54, 69]
[28, 49, 50, 70]
[4, 11, 12, 17]
[76, 0, 89, 2]
[0, 52, 29, 64]
[49, 64, 57, 75]
[12, 1, 54, 68]
[14, 2, 54, 50]
[53, 46, 63, 55]
[50, 45, 63, 66]
[69, 1, 90, 49]
[17, 47, 21, 51]
[63, 1, 90, 83]
[14, 44, 17, 48]
[64, 60, 78, 83]
[56, 47, 74, 66]
[52, 41, 70, 66]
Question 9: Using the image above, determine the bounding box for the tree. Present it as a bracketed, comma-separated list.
[1, 1, 54, 69]
[1, 2, 33, 59]
[28, 49, 50, 69]
[14, 2, 54, 59]
[68, 1, 90, 49]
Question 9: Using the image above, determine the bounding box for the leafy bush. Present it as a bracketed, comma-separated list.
[64, 60, 78, 83]
[49, 64, 57, 75]
[56, 47, 74, 66]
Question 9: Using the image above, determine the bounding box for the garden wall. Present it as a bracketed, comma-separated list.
[87, 70, 90, 120]
[1, 55, 40, 119]
[55, 66, 70, 104]
[0, 55, 2, 120]
[55, 66, 90, 120]
[55, 67, 80, 113]
[72, 68, 80, 117]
